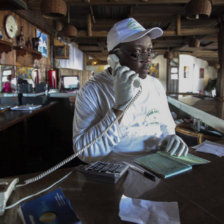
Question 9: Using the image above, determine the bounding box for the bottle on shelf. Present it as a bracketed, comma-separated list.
[17, 26, 25, 48]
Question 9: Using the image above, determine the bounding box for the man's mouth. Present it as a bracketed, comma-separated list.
[142, 64, 150, 70]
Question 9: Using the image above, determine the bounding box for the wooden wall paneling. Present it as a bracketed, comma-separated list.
[0, 50, 16, 65]
[58, 68, 92, 88]
[0, 10, 51, 82]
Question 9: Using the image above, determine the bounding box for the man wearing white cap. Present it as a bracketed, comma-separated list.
[73, 18, 188, 163]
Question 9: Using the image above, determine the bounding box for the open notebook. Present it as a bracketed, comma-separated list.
[135, 151, 210, 179]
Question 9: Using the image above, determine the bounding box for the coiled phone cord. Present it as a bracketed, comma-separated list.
[17, 86, 142, 187]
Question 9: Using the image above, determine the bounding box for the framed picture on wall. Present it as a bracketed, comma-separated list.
[149, 63, 159, 78]
[36, 29, 48, 57]
[200, 68, 204, 79]
[183, 66, 189, 78]
[54, 45, 70, 59]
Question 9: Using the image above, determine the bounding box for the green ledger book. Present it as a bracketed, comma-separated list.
[134, 151, 210, 179]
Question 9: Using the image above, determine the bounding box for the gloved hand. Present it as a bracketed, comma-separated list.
[113, 65, 139, 111]
[159, 135, 189, 157]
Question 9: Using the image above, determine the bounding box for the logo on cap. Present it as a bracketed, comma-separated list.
[127, 19, 144, 31]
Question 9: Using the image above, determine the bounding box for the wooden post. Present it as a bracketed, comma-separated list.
[87, 14, 92, 37]
[83, 53, 88, 70]
[217, 19, 224, 99]
[166, 58, 170, 93]
[176, 15, 181, 36]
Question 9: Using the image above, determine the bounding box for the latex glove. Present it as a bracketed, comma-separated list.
[159, 135, 189, 157]
[113, 65, 139, 111]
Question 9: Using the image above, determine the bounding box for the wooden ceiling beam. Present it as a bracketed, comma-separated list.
[129, 15, 176, 22]
[132, 5, 185, 15]
[180, 28, 219, 36]
[28, 0, 224, 10]
[86, 52, 108, 57]
[79, 46, 102, 51]
[65, 0, 224, 6]
[193, 50, 218, 57]
[77, 27, 218, 37]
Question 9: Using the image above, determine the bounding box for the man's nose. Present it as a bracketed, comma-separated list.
[139, 53, 151, 63]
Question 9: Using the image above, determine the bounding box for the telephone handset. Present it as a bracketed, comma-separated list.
[107, 54, 121, 71]
[107, 54, 140, 88]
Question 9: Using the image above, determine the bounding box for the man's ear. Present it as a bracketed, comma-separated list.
[111, 48, 121, 57]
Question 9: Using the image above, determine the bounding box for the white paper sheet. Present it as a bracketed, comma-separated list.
[119, 195, 180, 224]
[192, 140, 224, 157]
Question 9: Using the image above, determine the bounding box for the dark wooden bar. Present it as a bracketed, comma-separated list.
[0, 99, 81, 178]
[0, 102, 57, 132]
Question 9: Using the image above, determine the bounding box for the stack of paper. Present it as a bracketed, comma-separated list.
[193, 140, 224, 157]
[119, 195, 180, 224]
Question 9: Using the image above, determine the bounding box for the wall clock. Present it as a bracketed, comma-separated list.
[4, 15, 18, 39]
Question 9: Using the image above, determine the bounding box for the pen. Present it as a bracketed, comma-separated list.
[123, 161, 156, 181]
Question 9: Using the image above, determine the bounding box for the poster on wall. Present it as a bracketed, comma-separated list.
[200, 68, 204, 79]
[16, 67, 33, 79]
[149, 63, 159, 78]
[183, 66, 189, 78]
[36, 29, 48, 57]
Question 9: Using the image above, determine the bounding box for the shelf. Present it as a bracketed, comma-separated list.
[0, 39, 13, 55]
[14, 46, 42, 60]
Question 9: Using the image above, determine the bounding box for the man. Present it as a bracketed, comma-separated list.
[73, 18, 188, 163]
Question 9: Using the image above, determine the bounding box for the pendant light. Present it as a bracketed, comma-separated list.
[185, 0, 212, 20]
[63, 4, 78, 37]
[41, 0, 67, 19]
[55, 21, 63, 32]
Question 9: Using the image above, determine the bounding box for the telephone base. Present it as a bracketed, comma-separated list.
[0, 178, 19, 216]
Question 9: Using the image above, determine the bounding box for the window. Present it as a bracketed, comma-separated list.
[170, 66, 179, 80]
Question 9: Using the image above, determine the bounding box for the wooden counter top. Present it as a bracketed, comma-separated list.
[1, 149, 224, 224]
[0, 102, 57, 132]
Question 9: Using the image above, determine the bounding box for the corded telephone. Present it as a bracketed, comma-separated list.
[0, 53, 142, 215]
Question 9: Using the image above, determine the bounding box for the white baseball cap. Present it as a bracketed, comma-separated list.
[107, 17, 163, 51]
